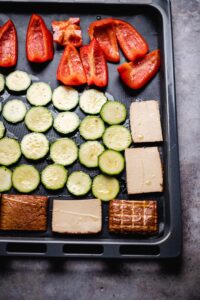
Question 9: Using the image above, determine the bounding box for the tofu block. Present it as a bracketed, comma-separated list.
[130, 100, 163, 143]
[0, 194, 48, 231]
[52, 199, 102, 234]
[109, 200, 158, 234]
[125, 147, 163, 194]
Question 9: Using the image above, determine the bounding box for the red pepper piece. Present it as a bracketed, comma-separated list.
[117, 49, 161, 90]
[115, 19, 149, 62]
[26, 14, 54, 63]
[52, 17, 82, 47]
[57, 44, 87, 86]
[88, 18, 119, 63]
[80, 39, 108, 87]
[0, 20, 17, 67]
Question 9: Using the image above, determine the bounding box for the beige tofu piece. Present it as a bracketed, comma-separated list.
[125, 147, 163, 194]
[52, 199, 102, 234]
[130, 100, 163, 143]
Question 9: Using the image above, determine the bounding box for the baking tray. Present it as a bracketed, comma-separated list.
[0, 0, 181, 258]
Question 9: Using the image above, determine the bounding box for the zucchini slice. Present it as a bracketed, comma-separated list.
[0, 137, 21, 166]
[0, 166, 12, 192]
[99, 149, 125, 175]
[6, 70, 31, 92]
[52, 86, 79, 111]
[79, 116, 105, 140]
[53, 112, 80, 134]
[12, 164, 40, 193]
[26, 82, 52, 106]
[67, 171, 92, 196]
[50, 138, 78, 166]
[103, 125, 132, 151]
[41, 164, 67, 190]
[92, 174, 120, 201]
[3, 99, 27, 123]
[79, 141, 104, 168]
[21, 133, 49, 160]
[25, 106, 53, 132]
[80, 89, 107, 114]
[100, 101, 127, 125]
[0, 121, 5, 138]
[0, 73, 5, 93]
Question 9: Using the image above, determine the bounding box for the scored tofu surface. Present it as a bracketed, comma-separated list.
[125, 147, 163, 194]
[52, 199, 102, 234]
[130, 100, 163, 143]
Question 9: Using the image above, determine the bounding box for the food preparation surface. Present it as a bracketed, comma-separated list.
[0, 0, 199, 298]
[0, 0, 180, 258]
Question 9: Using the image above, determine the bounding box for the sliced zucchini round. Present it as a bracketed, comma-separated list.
[79, 116, 105, 140]
[103, 125, 132, 151]
[26, 82, 52, 106]
[100, 101, 127, 125]
[0, 137, 21, 166]
[25, 106, 53, 132]
[99, 149, 125, 175]
[92, 174, 120, 201]
[0, 73, 5, 93]
[52, 86, 79, 111]
[79, 89, 107, 114]
[12, 164, 40, 193]
[0, 121, 5, 139]
[50, 138, 78, 166]
[0, 166, 12, 192]
[6, 70, 31, 92]
[53, 112, 80, 134]
[21, 133, 49, 160]
[67, 171, 92, 196]
[41, 164, 67, 190]
[3, 99, 27, 123]
[79, 141, 104, 168]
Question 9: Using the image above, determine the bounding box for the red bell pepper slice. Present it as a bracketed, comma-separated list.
[57, 44, 87, 86]
[80, 39, 108, 87]
[26, 14, 54, 63]
[117, 49, 161, 90]
[88, 18, 119, 63]
[52, 17, 82, 47]
[0, 20, 17, 67]
[115, 19, 149, 62]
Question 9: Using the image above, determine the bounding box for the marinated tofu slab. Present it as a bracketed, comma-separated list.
[109, 200, 158, 234]
[130, 100, 163, 143]
[52, 199, 102, 234]
[125, 147, 163, 194]
[0, 194, 48, 231]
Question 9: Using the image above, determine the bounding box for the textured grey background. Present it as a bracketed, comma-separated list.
[0, 0, 200, 299]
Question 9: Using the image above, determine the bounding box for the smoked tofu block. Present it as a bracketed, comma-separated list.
[130, 100, 163, 143]
[0, 194, 48, 231]
[52, 199, 102, 234]
[109, 200, 158, 234]
[125, 147, 163, 194]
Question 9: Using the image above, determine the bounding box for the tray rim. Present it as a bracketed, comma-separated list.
[0, 0, 182, 259]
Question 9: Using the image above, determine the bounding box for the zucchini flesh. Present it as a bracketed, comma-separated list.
[92, 174, 120, 201]
[53, 112, 80, 134]
[50, 138, 78, 166]
[100, 101, 126, 125]
[80, 89, 107, 114]
[0, 121, 5, 138]
[21, 133, 49, 160]
[0, 137, 21, 166]
[79, 141, 104, 168]
[79, 116, 105, 140]
[0, 73, 5, 93]
[25, 106, 53, 132]
[41, 164, 67, 190]
[0, 166, 12, 192]
[26, 82, 52, 106]
[6, 70, 31, 92]
[99, 149, 125, 175]
[3, 99, 27, 123]
[52, 86, 79, 111]
[103, 125, 132, 151]
[67, 171, 92, 196]
[12, 164, 40, 193]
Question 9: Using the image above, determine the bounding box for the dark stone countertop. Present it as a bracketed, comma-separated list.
[0, 1, 199, 299]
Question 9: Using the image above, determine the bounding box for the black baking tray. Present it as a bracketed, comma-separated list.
[0, 0, 181, 258]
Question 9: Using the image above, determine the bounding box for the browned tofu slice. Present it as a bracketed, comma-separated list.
[0, 194, 48, 231]
[52, 199, 102, 234]
[130, 100, 163, 143]
[125, 147, 163, 194]
[109, 200, 158, 234]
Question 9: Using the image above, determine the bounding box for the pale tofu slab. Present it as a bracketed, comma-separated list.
[52, 199, 102, 234]
[125, 147, 163, 194]
[130, 100, 163, 143]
